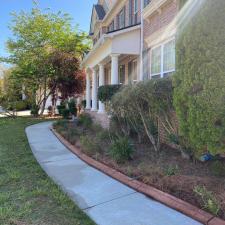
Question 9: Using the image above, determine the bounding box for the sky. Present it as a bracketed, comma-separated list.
[0, 0, 96, 59]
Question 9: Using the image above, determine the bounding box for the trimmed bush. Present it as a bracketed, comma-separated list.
[57, 102, 66, 115]
[98, 84, 122, 103]
[61, 109, 70, 119]
[109, 137, 133, 163]
[68, 98, 77, 117]
[173, 0, 225, 155]
[31, 104, 39, 116]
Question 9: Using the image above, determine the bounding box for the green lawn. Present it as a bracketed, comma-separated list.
[0, 117, 96, 225]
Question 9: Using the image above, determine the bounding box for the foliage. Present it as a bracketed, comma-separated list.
[30, 104, 39, 117]
[0, 68, 25, 116]
[80, 135, 101, 156]
[164, 165, 179, 176]
[48, 50, 86, 102]
[1, 4, 90, 115]
[109, 137, 134, 163]
[194, 186, 220, 215]
[111, 78, 174, 151]
[68, 98, 77, 116]
[57, 102, 66, 116]
[210, 161, 225, 177]
[179, 0, 188, 9]
[173, 0, 225, 155]
[98, 84, 122, 103]
[13, 100, 29, 111]
[61, 109, 70, 119]
[77, 113, 93, 128]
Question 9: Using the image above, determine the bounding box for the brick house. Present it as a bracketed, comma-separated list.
[82, 0, 182, 126]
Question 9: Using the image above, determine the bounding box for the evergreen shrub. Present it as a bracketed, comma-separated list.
[173, 0, 225, 155]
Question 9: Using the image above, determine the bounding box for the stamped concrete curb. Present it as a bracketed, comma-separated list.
[51, 128, 225, 225]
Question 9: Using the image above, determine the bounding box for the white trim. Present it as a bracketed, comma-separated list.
[150, 37, 175, 79]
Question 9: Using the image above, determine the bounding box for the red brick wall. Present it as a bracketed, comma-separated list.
[143, 0, 178, 43]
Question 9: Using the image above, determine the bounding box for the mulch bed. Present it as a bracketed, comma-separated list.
[54, 121, 225, 220]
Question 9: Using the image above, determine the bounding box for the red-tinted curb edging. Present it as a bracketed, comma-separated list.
[51, 128, 225, 225]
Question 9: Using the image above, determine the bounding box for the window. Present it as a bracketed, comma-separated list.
[150, 39, 175, 78]
[118, 7, 126, 29]
[119, 65, 125, 84]
[108, 21, 114, 32]
[134, 0, 138, 24]
[144, 0, 151, 8]
[163, 40, 175, 73]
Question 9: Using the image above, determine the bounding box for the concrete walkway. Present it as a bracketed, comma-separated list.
[26, 122, 203, 225]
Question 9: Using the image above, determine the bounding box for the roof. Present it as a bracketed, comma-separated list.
[94, 4, 106, 20]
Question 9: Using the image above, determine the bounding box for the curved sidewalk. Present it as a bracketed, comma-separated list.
[26, 122, 202, 225]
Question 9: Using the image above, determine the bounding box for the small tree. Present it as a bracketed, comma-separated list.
[173, 0, 225, 155]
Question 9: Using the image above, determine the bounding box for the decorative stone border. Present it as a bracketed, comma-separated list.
[51, 128, 225, 225]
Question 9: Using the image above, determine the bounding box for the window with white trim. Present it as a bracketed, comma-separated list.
[134, 0, 138, 24]
[150, 39, 175, 79]
[118, 7, 126, 29]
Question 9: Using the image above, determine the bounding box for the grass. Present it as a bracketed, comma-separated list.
[0, 117, 96, 225]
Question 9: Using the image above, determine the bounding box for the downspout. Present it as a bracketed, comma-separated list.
[140, 0, 144, 81]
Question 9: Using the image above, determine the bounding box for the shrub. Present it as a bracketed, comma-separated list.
[53, 120, 68, 130]
[31, 104, 39, 116]
[194, 186, 220, 215]
[109, 137, 133, 163]
[14, 101, 28, 111]
[173, 0, 225, 156]
[77, 113, 92, 128]
[61, 109, 70, 119]
[98, 84, 122, 103]
[57, 102, 66, 115]
[111, 78, 174, 152]
[210, 161, 225, 177]
[68, 98, 77, 117]
[80, 135, 101, 156]
[164, 165, 179, 176]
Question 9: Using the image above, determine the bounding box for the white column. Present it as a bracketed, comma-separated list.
[91, 68, 98, 111]
[86, 71, 91, 109]
[111, 54, 120, 84]
[98, 64, 105, 113]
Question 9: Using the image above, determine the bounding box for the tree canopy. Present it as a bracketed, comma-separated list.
[1, 4, 90, 115]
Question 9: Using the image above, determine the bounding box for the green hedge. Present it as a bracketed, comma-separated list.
[98, 84, 122, 103]
[173, 0, 225, 155]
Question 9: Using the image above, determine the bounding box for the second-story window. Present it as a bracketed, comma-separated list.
[118, 7, 126, 29]
[134, 0, 138, 24]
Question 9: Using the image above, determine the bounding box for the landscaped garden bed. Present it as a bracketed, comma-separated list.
[53, 116, 225, 220]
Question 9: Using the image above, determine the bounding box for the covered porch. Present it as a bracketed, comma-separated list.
[83, 25, 141, 115]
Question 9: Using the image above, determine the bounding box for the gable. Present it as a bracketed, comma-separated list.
[89, 4, 106, 35]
